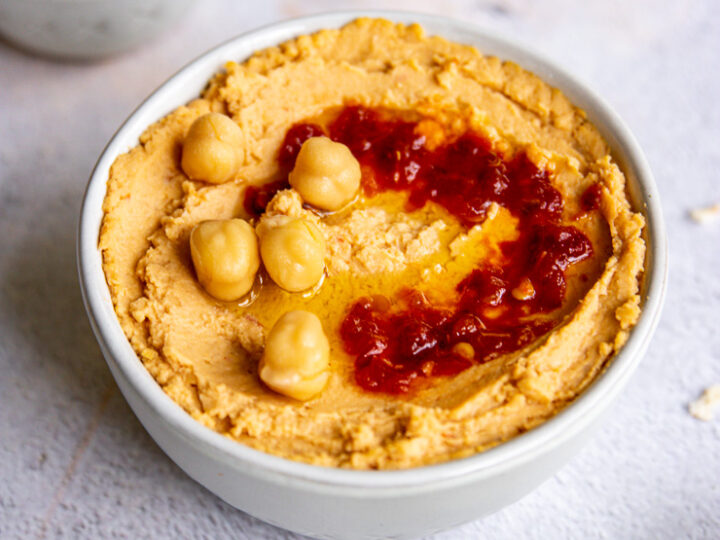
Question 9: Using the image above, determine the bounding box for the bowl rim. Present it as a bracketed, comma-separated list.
[77, 9, 668, 493]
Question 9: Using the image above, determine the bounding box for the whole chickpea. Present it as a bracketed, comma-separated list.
[181, 112, 244, 184]
[258, 216, 326, 292]
[259, 310, 330, 401]
[288, 136, 361, 211]
[190, 219, 260, 301]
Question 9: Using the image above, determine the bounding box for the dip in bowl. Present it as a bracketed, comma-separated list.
[78, 11, 666, 539]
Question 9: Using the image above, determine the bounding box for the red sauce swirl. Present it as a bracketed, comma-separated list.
[251, 106, 596, 394]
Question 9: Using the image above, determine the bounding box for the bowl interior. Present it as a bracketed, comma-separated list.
[78, 10, 667, 491]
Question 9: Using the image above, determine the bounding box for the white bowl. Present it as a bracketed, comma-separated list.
[77, 11, 667, 540]
[0, 0, 195, 60]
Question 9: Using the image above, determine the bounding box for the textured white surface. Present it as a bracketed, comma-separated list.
[0, 1, 718, 538]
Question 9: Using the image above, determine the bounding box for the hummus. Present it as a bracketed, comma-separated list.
[100, 18, 645, 469]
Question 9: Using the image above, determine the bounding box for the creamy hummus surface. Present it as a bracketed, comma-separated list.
[100, 18, 646, 469]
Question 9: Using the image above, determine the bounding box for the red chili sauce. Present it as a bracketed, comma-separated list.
[581, 182, 603, 212]
[246, 106, 596, 394]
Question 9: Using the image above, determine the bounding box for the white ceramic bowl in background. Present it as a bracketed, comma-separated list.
[0, 0, 195, 60]
[78, 11, 667, 540]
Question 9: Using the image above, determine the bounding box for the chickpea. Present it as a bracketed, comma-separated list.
[190, 219, 260, 301]
[181, 112, 244, 184]
[288, 136, 360, 211]
[259, 310, 330, 401]
[258, 216, 326, 292]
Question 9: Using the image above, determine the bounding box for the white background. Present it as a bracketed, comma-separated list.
[1, 1, 718, 538]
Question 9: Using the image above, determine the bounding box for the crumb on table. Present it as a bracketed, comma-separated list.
[689, 203, 720, 224]
[689, 384, 720, 421]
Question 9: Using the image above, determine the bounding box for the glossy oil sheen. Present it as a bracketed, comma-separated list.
[247, 106, 595, 394]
